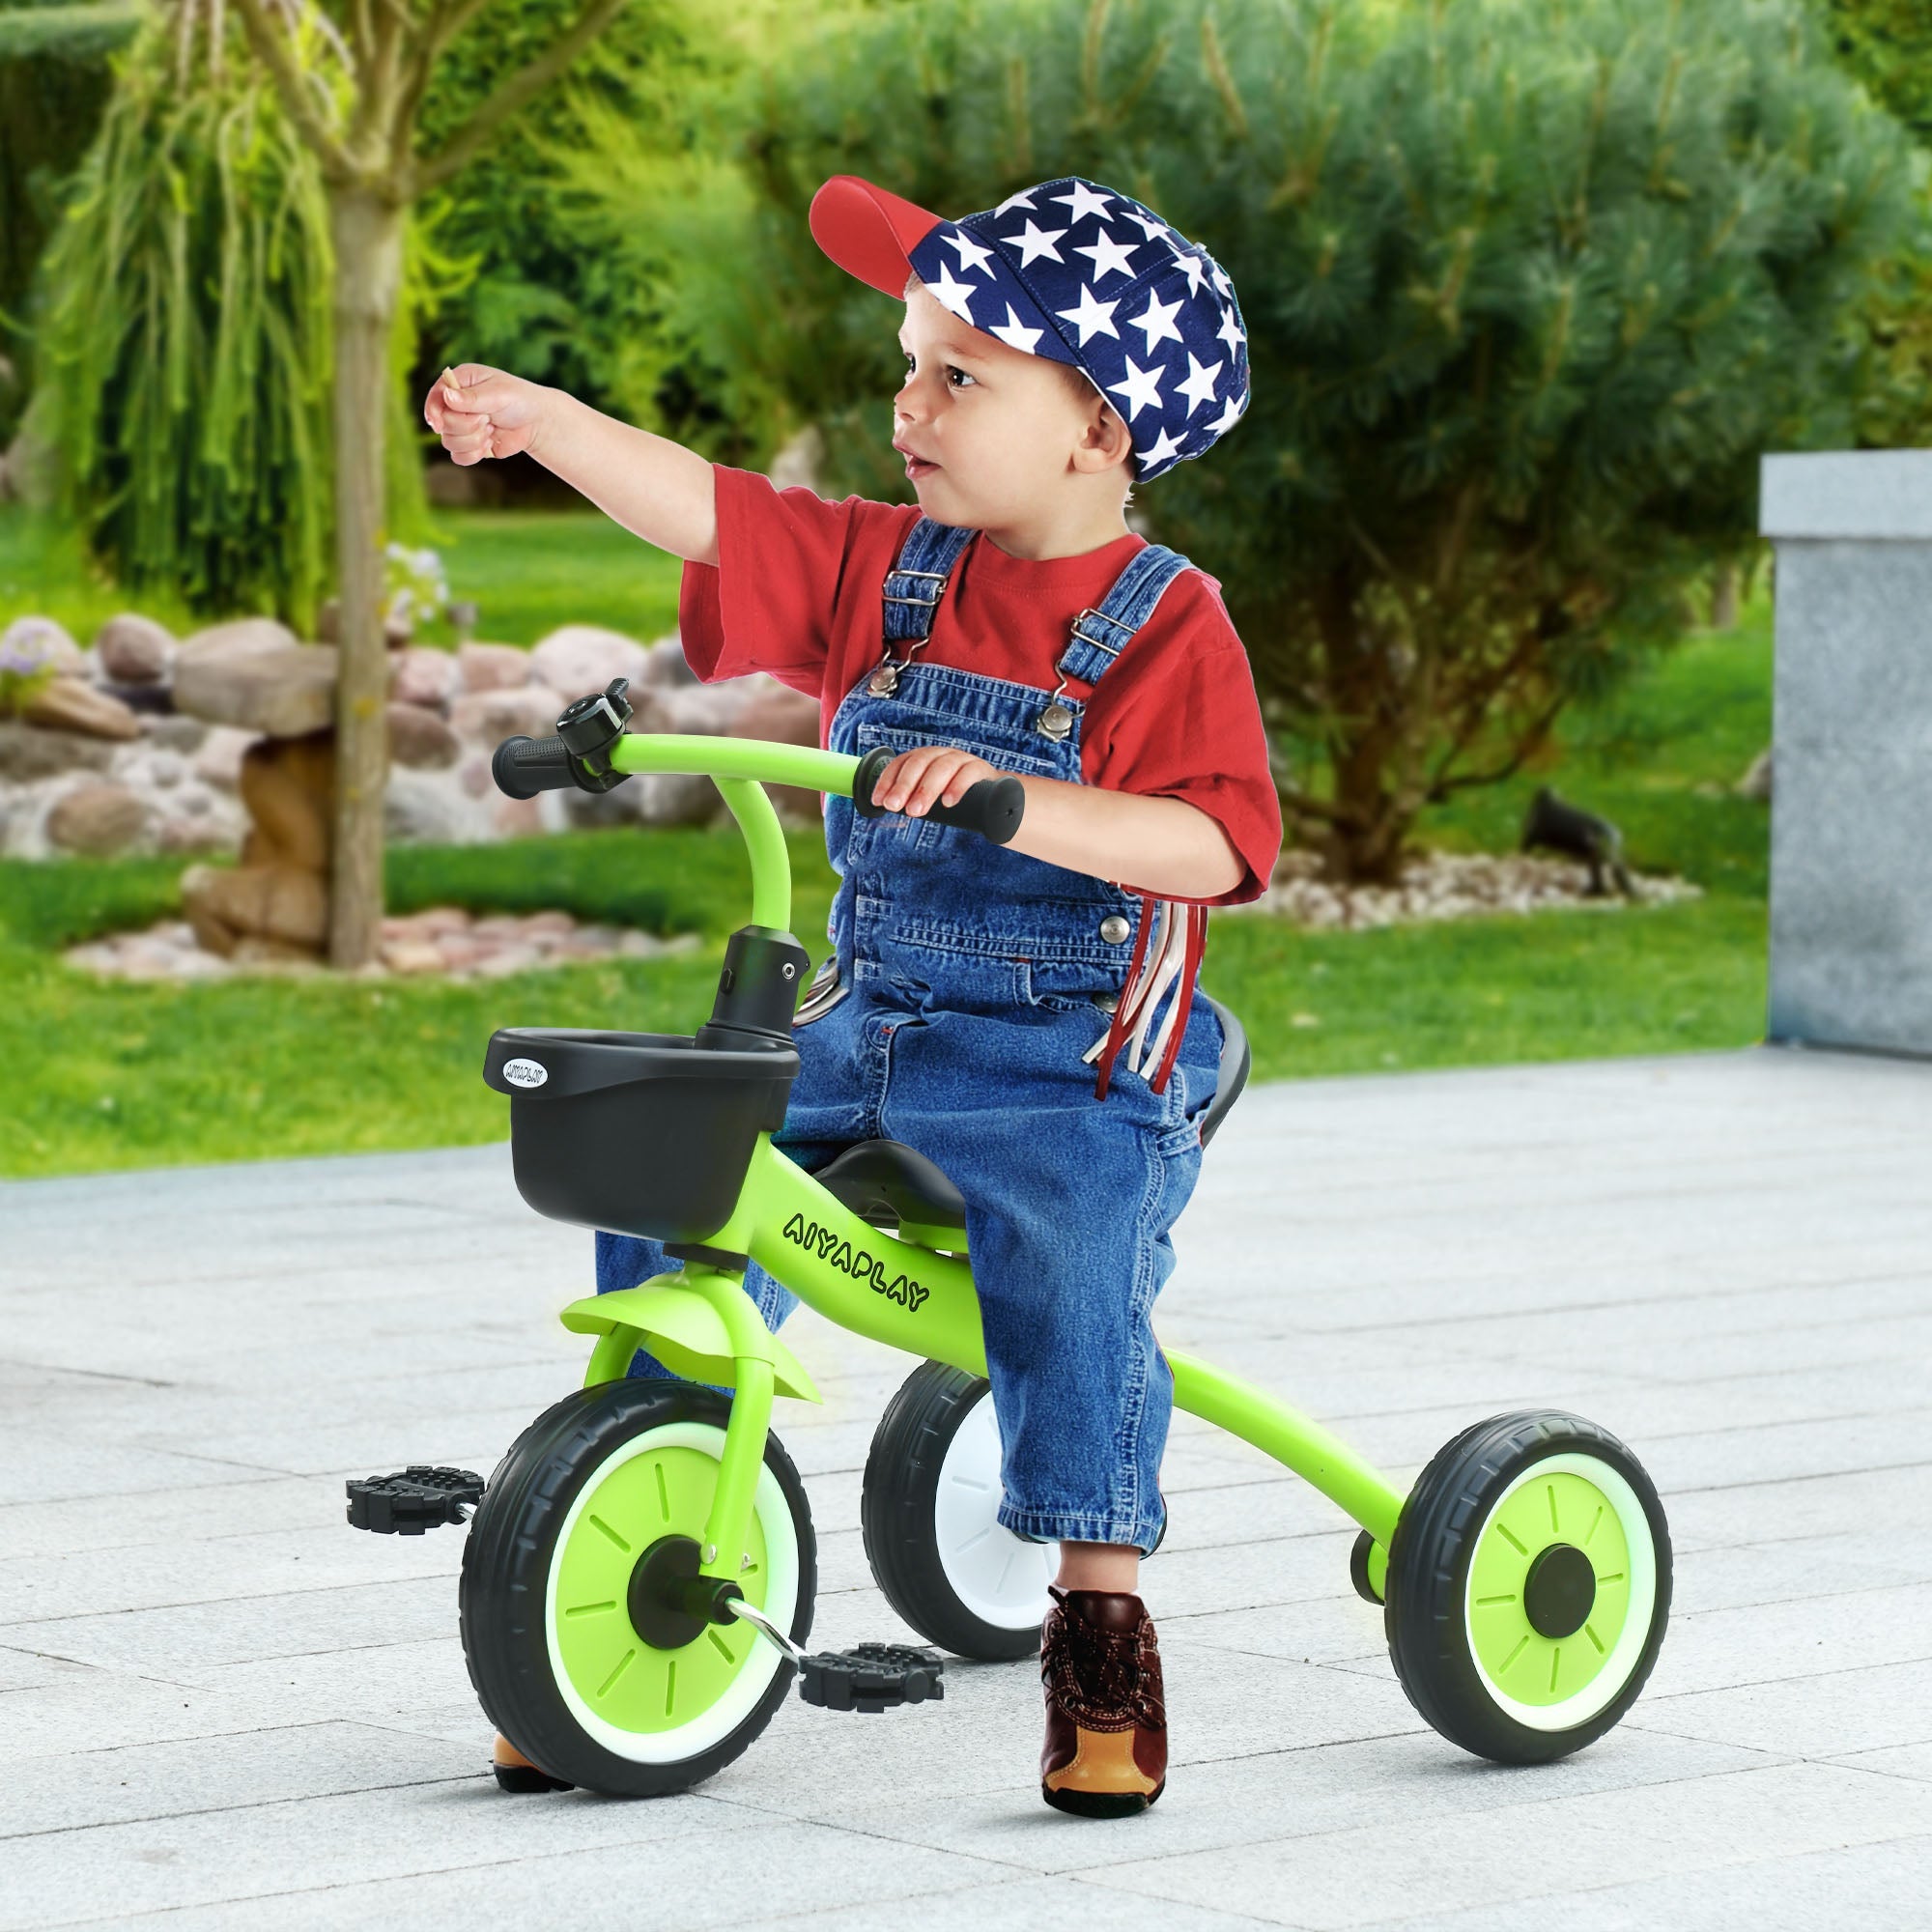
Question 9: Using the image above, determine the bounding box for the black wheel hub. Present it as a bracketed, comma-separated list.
[628, 1535, 718, 1650]
[1522, 1542, 1596, 1639]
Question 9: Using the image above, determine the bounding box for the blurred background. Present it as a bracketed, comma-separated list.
[3, 0, 1929, 1179]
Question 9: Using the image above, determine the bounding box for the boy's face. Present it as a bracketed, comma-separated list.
[893, 277, 1128, 534]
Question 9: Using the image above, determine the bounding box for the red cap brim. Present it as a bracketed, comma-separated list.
[809, 176, 944, 299]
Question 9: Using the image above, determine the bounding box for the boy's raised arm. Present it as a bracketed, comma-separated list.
[423, 364, 720, 567]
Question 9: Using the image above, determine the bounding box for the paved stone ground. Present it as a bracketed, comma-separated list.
[3, 1042, 1930, 1930]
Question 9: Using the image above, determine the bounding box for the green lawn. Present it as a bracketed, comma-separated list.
[0, 502, 1773, 1179]
[1, 503, 685, 647]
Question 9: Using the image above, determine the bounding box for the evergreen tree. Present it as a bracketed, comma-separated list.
[639, 0, 1924, 882]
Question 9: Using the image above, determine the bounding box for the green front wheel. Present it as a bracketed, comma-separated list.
[461, 1379, 814, 1797]
[1384, 1410, 1671, 1764]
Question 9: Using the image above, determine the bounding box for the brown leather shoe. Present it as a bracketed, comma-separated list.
[491, 1730, 574, 1794]
[1039, 1584, 1167, 1817]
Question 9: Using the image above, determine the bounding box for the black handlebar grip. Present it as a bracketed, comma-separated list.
[492, 734, 579, 800]
[851, 744, 1027, 846]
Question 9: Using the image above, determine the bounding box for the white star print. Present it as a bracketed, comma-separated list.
[1137, 424, 1185, 471]
[1001, 218, 1067, 267]
[1073, 227, 1140, 282]
[1208, 392, 1244, 438]
[1106, 355, 1168, 421]
[987, 302, 1044, 353]
[1209, 259, 1233, 296]
[1215, 301, 1246, 353]
[944, 228, 997, 277]
[1052, 181, 1116, 226]
[926, 261, 979, 323]
[1173, 251, 1207, 295]
[1121, 208, 1173, 246]
[1176, 350, 1224, 414]
[995, 186, 1038, 216]
[1055, 282, 1121, 347]
[1126, 289, 1185, 353]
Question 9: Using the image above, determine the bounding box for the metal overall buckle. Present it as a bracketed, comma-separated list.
[1037, 605, 1133, 739]
[872, 568, 952, 696]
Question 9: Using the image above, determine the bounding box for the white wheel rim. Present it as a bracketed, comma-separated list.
[544, 1421, 802, 1764]
[933, 1387, 1056, 1630]
[1463, 1449, 1660, 1732]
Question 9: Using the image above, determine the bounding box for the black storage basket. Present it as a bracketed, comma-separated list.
[483, 1027, 799, 1244]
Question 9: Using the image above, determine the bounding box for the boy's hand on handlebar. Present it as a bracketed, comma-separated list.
[423, 363, 552, 466]
[873, 746, 1004, 816]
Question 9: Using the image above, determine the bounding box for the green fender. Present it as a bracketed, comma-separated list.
[559, 1284, 824, 1403]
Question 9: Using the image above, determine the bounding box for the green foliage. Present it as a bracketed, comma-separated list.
[1825, 0, 1932, 448]
[598, 0, 1918, 884]
[408, 0, 716, 430]
[25, 4, 440, 635]
[31, 8, 337, 632]
[0, 3, 128, 444]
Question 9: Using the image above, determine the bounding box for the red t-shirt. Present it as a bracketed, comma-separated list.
[678, 463, 1282, 905]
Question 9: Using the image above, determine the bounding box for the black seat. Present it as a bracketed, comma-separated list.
[1198, 993, 1251, 1150]
[812, 996, 1251, 1232]
[814, 1139, 968, 1232]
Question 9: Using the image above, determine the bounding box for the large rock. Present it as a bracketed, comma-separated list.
[387, 700, 461, 770]
[22, 676, 142, 740]
[239, 729, 334, 871]
[191, 724, 258, 792]
[638, 633, 698, 689]
[450, 685, 559, 744]
[1, 614, 83, 675]
[455, 641, 530, 693]
[385, 767, 493, 844]
[0, 719, 115, 781]
[528, 625, 648, 699]
[182, 861, 327, 955]
[177, 616, 299, 662]
[391, 645, 459, 711]
[175, 640, 338, 737]
[47, 781, 149, 855]
[94, 612, 176, 684]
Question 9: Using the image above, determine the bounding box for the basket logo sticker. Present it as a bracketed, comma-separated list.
[501, 1058, 549, 1089]
[783, 1212, 929, 1311]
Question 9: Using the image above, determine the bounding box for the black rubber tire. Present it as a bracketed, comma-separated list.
[1383, 1409, 1672, 1766]
[863, 1362, 1171, 1661]
[862, 1362, 1043, 1660]
[461, 1378, 814, 1798]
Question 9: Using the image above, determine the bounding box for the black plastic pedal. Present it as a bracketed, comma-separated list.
[796, 1641, 945, 1712]
[345, 1466, 485, 1534]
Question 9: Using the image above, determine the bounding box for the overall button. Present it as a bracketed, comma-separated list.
[1099, 914, 1131, 944]
[1095, 991, 1120, 1012]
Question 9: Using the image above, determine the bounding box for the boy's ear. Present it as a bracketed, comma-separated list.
[1071, 393, 1134, 476]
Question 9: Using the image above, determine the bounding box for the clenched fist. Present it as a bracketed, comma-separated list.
[423, 363, 551, 465]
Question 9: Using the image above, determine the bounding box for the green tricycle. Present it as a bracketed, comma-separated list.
[345, 677, 1673, 1798]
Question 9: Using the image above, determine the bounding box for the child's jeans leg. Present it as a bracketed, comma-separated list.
[593, 1229, 801, 1393]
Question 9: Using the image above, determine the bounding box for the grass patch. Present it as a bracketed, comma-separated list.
[0, 538, 1774, 1178]
[2, 503, 685, 649]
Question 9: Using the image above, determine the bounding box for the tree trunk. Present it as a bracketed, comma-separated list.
[326, 185, 403, 970]
[1710, 560, 1739, 632]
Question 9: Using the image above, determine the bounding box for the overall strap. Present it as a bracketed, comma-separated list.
[1052, 543, 1193, 689]
[883, 517, 979, 644]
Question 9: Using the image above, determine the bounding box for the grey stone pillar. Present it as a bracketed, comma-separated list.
[1760, 450, 1932, 1056]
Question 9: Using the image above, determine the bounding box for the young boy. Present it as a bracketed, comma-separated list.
[425, 173, 1281, 1814]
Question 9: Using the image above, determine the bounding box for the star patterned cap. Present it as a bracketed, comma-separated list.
[809, 173, 1250, 481]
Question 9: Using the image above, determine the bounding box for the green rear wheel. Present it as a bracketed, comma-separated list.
[1384, 1410, 1670, 1764]
[462, 1378, 814, 1797]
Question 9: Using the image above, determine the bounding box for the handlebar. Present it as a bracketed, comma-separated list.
[488, 678, 1029, 935]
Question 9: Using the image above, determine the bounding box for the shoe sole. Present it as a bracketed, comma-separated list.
[493, 1762, 575, 1793]
[1041, 1778, 1164, 1818]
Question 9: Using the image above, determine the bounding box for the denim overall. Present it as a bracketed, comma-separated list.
[596, 518, 1225, 1553]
